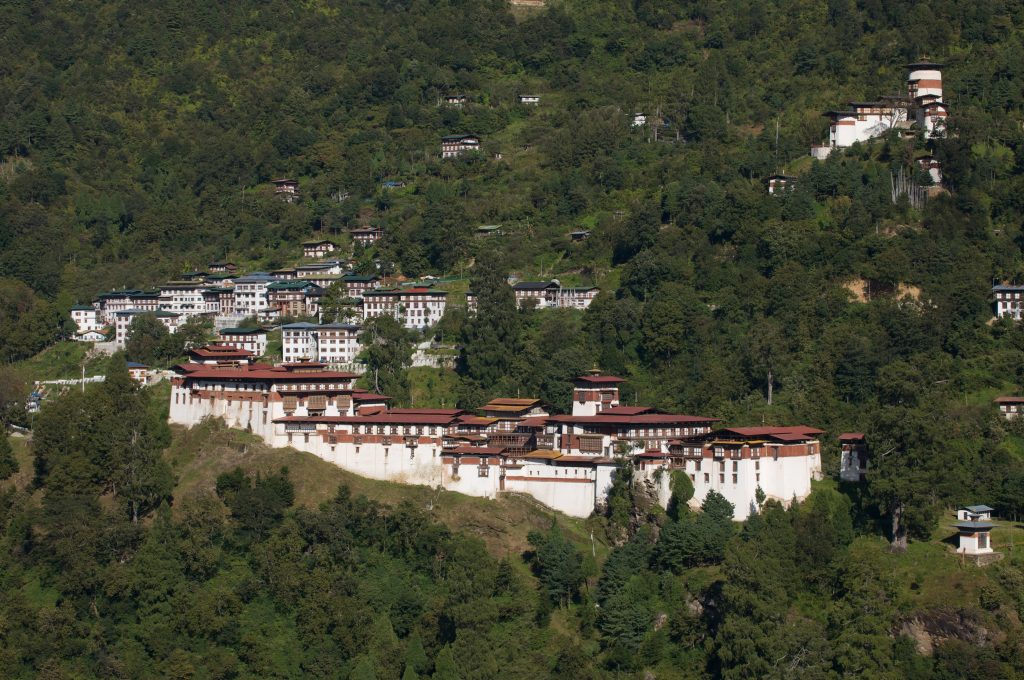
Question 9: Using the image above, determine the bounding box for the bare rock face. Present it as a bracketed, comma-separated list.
[899, 608, 1001, 656]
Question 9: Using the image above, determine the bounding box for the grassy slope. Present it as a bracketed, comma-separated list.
[14, 341, 111, 382]
[165, 419, 607, 561]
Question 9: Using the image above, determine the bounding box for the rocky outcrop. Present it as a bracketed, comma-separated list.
[899, 608, 1002, 656]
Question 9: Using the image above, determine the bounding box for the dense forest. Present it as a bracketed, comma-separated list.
[6, 0, 1024, 676]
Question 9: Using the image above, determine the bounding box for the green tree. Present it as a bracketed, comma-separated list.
[359, 314, 415, 404]
[125, 313, 171, 366]
[0, 433, 17, 480]
[526, 524, 584, 607]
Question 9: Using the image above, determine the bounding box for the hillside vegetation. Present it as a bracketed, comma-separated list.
[5, 0, 1024, 677]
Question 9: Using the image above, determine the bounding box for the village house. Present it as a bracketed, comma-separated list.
[465, 291, 478, 314]
[302, 239, 337, 259]
[201, 287, 235, 316]
[271, 268, 298, 280]
[127, 362, 149, 385]
[441, 134, 481, 159]
[632, 113, 647, 128]
[569, 229, 591, 242]
[443, 94, 467, 107]
[362, 287, 447, 330]
[511, 281, 600, 310]
[271, 178, 299, 202]
[993, 285, 1024, 320]
[218, 327, 268, 356]
[208, 261, 238, 274]
[295, 262, 345, 278]
[281, 322, 362, 364]
[918, 154, 943, 185]
[476, 225, 502, 238]
[764, 174, 797, 195]
[232, 273, 277, 318]
[341, 274, 380, 299]
[159, 282, 207, 319]
[517, 94, 541, 105]
[267, 280, 323, 318]
[839, 432, 868, 482]
[70, 305, 102, 335]
[995, 396, 1024, 419]
[350, 227, 383, 247]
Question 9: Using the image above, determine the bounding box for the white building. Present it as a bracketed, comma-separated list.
[661, 426, 824, 521]
[302, 240, 336, 259]
[218, 327, 268, 356]
[838, 432, 868, 482]
[995, 396, 1024, 419]
[70, 305, 102, 335]
[511, 281, 599, 310]
[282, 322, 362, 364]
[518, 94, 541, 105]
[232, 274, 276, 318]
[441, 135, 481, 159]
[362, 287, 447, 330]
[955, 506, 995, 556]
[993, 285, 1024, 320]
[159, 282, 206, 319]
[957, 505, 994, 522]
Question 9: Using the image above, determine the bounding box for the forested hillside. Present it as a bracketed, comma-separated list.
[7, 0, 1024, 677]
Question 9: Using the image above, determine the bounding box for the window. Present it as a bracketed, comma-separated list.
[704, 473, 709, 483]
[719, 474, 725, 483]
[732, 474, 738, 484]
[732, 461, 738, 471]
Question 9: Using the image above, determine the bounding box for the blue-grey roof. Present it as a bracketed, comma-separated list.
[993, 285, 1024, 292]
[964, 505, 994, 513]
[955, 521, 994, 530]
[126, 362, 148, 368]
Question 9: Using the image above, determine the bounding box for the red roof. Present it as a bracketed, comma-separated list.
[547, 414, 717, 426]
[445, 446, 506, 455]
[388, 408, 465, 416]
[458, 415, 498, 426]
[352, 392, 391, 401]
[517, 416, 549, 428]
[715, 426, 824, 439]
[600, 406, 656, 415]
[555, 455, 616, 464]
[995, 396, 1024, 404]
[838, 432, 865, 441]
[574, 375, 625, 384]
[178, 365, 358, 381]
[189, 344, 253, 358]
[274, 413, 458, 425]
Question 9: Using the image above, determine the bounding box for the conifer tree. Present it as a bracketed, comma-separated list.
[0, 433, 17, 480]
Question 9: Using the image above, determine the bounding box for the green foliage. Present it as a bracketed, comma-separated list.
[527, 523, 585, 607]
[359, 314, 416, 405]
[0, 432, 17, 480]
[215, 466, 295, 540]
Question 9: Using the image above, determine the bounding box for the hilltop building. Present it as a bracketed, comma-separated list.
[303, 240, 337, 258]
[441, 135, 481, 159]
[169, 363, 822, 520]
[511, 281, 600, 310]
[70, 305, 103, 335]
[993, 284, 1024, 320]
[350, 227, 383, 247]
[518, 94, 541, 105]
[812, 61, 946, 159]
[995, 396, 1024, 419]
[764, 174, 797, 195]
[955, 506, 995, 557]
[271, 178, 299, 202]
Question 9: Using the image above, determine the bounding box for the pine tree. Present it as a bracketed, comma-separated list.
[431, 646, 459, 680]
[0, 433, 17, 480]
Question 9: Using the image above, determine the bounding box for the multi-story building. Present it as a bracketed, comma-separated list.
[70, 305, 102, 334]
[664, 425, 823, 520]
[159, 282, 206, 319]
[218, 327, 268, 356]
[813, 60, 946, 158]
[993, 285, 1024, 320]
[232, 273, 276, 318]
[168, 363, 825, 520]
[302, 239, 336, 258]
[441, 134, 481, 159]
[350, 227, 383, 247]
[295, 262, 344, 278]
[281, 322, 362, 364]
[208, 262, 237, 274]
[362, 287, 447, 330]
[341, 274, 380, 299]
[267, 280, 323, 318]
[517, 94, 541, 105]
[272, 178, 299, 202]
[511, 281, 599, 310]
